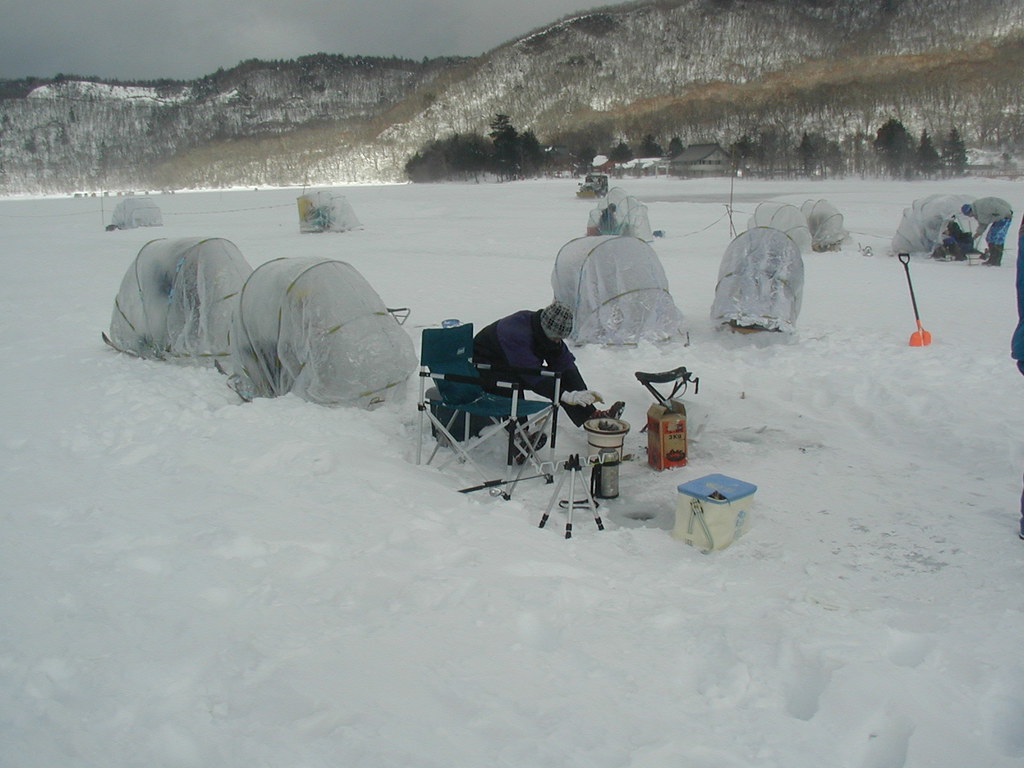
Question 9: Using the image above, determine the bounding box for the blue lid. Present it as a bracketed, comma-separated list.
[677, 473, 757, 502]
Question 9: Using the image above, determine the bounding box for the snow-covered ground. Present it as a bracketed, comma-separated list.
[2, 176, 1023, 767]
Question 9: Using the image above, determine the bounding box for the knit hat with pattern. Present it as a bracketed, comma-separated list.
[540, 301, 574, 340]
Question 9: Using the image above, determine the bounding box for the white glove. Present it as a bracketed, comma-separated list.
[560, 390, 603, 407]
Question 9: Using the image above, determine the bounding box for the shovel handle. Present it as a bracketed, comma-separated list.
[897, 253, 923, 320]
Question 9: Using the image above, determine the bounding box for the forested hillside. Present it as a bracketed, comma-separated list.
[1, 0, 1021, 193]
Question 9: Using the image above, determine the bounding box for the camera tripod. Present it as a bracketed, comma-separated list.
[538, 454, 604, 539]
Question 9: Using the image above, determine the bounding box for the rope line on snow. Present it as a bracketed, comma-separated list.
[0, 202, 295, 219]
[0, 210, 100, 219]
[674, 209, 732, 238]
[165, 204, 295, 216]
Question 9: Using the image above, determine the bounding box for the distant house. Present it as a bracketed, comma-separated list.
[618, 157, 668, 177]
[670, 143, 732, 177]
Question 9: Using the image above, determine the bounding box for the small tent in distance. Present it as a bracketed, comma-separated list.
[747, 202, 812, 254]
[297, 190, 362, 233]
[711, 227, 805, 333]
[225, 257, 415, 408]
[108, 197, 163, 230]
[106, 237, 253, 361]
[801, 199, 848, 252]
[587, 187, 653, 241]
[552, 235, 684, 345]
[891, 193, 974, 256]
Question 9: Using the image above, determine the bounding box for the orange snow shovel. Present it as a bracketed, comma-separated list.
[898, 253, 932, 347]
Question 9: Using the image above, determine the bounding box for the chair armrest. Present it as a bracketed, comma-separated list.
[420, 369, 521, 393]
[475, 362, 562, 380]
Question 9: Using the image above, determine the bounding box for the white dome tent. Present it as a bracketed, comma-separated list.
[890, 193, 974, 256]
[551, 235, 684, 345]
[297, 190, 362, 233]
[109, 197, 163, 230]
[106, 237, 252, 361]
[225, 257, 415, 408]
[800, 199, 848, 251]
[711, 227, 805, 333]
[747, 202, 812, 254]
[587, 187, 653, 241]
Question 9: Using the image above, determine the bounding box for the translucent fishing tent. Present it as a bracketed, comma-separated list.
[747, 202, 812, 254]
[225, 257, 415, 408]
[107, 237, 253, 361]
[587, 187, 653, 241]
[711, 227, 805, 333]
[890, 193, 974, 256]
[551, 235, 684, 345]
[297, 190, 362, 233]
[110, 197, 163, 229]
[800, 199, 848, 251]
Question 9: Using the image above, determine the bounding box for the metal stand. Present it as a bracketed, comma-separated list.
[539, 454, 604, 539]
[635, 367, 700, 413]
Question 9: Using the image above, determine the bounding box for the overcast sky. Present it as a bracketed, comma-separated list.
[1, 1, 596, 81]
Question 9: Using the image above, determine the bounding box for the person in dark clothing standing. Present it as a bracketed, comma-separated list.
[1012, 218, 1024, 539]
[473, 301, 624, 427]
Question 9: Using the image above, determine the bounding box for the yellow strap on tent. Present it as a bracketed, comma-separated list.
[597, 286, 670, 307]
[113, 297, 137, 332]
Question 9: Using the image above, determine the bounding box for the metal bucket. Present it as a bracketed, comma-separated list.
[583, 418, 630, 499]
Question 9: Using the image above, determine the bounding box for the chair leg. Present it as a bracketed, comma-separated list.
[427, 411, 461, 467]
[423, 412, 499, 486]
[416, 405, 425, 465]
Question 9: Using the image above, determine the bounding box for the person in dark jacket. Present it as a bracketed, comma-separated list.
[1013, 218, 1024, 539]
[473, 301, 624, 427]
[931, 219, 979, 261]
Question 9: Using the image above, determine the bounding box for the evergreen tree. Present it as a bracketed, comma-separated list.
[405, 147, 446, 182]
[448, 133, 493, 177]
[873, 118, 913, 178]
[915, 130, 941, 177]
[608, 141, 633, 163]
[404, 133, 494, 182]
[822, 138, 845, 179]
[640, 134, 663, 157]
[798, 132, 821, 176]
[489, 114, 520, 180]
[940, 127, 968, 177]
[754, 129, 788, 178]
[729, 135, 755, 170]
[519, 129, 545, 177]
[667, 137, 684, 158]
[796, 132, 842, 179]
[572, 146, 597, 175]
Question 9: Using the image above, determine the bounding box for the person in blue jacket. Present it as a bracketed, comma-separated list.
[1013, 218, 1024, 539]
[473, 301, 624, 427]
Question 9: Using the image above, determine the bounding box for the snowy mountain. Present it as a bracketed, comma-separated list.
[1, 0, 1022, 193]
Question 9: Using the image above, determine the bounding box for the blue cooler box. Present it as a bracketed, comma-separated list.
[674, 474, 757, 552]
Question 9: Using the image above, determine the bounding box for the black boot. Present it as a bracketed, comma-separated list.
[985, 244, 1003, 266]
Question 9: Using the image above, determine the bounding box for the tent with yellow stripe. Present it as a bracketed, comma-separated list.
[224, 258, 415, 408]
[551, 235, 685, 346]
[106, 237, 252, 361]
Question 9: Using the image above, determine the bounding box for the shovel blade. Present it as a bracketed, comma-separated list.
[909, 329, 932, 347]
